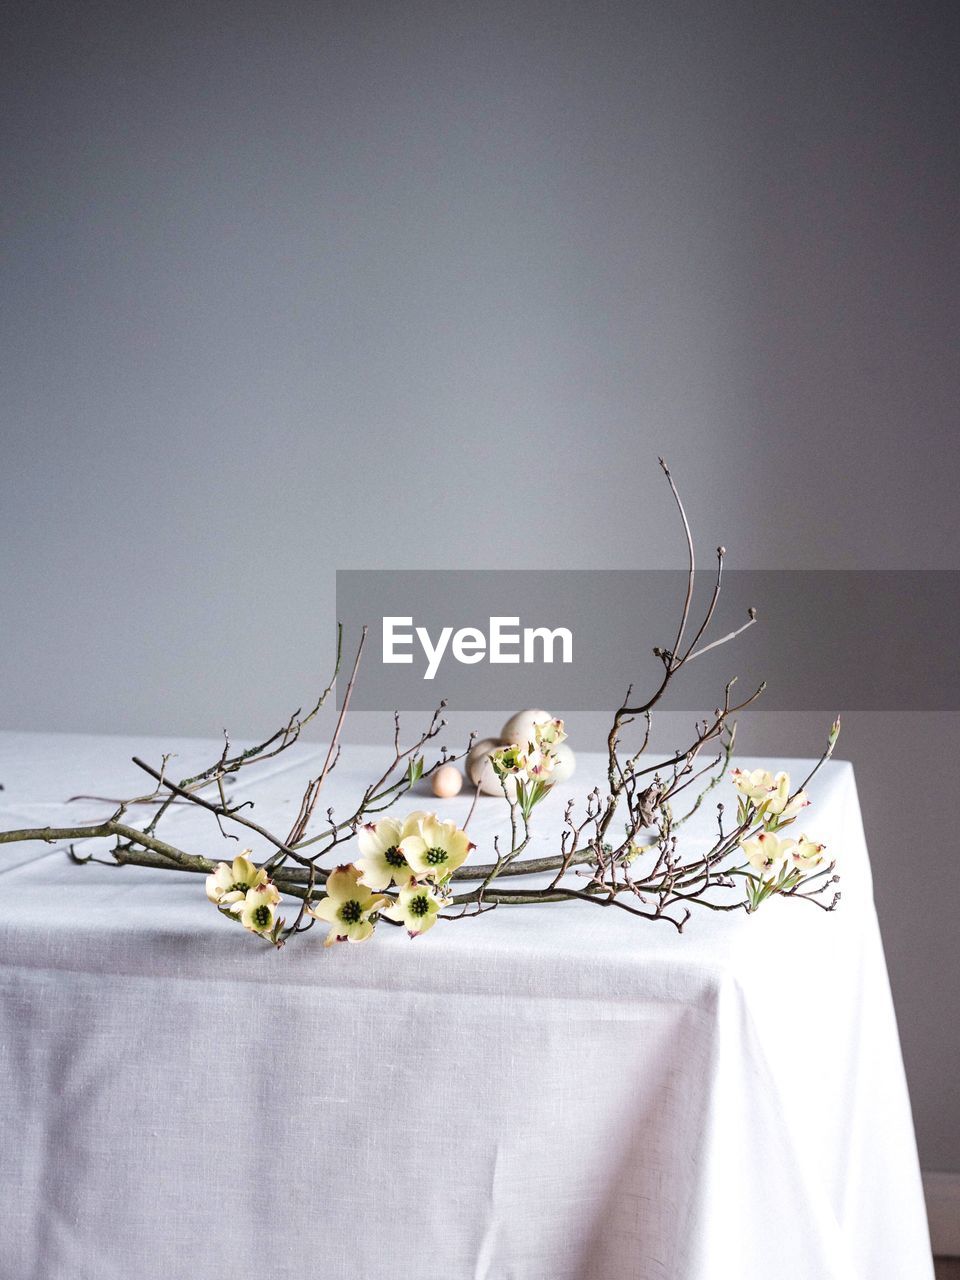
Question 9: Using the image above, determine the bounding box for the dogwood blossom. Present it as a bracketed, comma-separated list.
[382, 880, 443, 936]
[740, 830, 829, 880]
[732, 768, 809, 827]
[488, 720, 568, 810]
[522, 744, 556, 778]
[238, 882, 281, 937]
[399, 814, 474, 881]
[205, 852, 271, 906]
[789, 835, 827, 874]
[355, 813, 426, 890]
[731, 767, 777, 804]
[490, 743, 527, 776]
[739, 831, 794, 873]
[533, 718, 567, 748]
[308, 864, 389, 947]
[764, 772, 810, 821]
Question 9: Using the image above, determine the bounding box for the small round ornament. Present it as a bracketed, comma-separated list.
[431, 764, 463, 798]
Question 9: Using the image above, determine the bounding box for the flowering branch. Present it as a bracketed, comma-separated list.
[0, 464, 842, 947]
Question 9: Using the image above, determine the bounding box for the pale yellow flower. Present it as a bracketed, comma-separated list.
[491, 739, 558, 782]
[205, 852, 270, 906]
[523, 744, 556, 779]
[789, 835, 827, 874]
[382, 880, 443, 936]
[534, 718, 567, 748]
[355, 813, 424, 890]
[732, 768, 809, 826]
[308, 864, 389, 947]
[731, 767, 777, 804]
[238, 882, 281, 937]
[400, 814, 474, 881]
[490, 744, 526, 776]
[764, 772, 810, 821]
[740, 831, 793, 873]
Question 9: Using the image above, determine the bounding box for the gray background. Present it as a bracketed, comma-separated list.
[1, 0, 958, 1172]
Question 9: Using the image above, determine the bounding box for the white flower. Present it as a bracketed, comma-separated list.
[731, 767, 777, 804]
[533, 718, 567, 748]
[355, 813, 424, 890]
[777, 791, 810, 822]
[789, 835, 827, 874]
[382, 880, 443, 937]
[490, 738, 559, 783]
[308, 864, 390, 947]
[238, 882, 281, 937]
[764, 772, 810, 821]
[205, 852, 271, 906]
[732, 768, 809, 825]
[399, 813, 474, 881]
[522, 745, 555, 779]
[490, 744, 527, 776]
[739, 831, 794, 873]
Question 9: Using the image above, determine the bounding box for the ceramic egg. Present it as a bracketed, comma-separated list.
[466, 738, 502, 791]
[549, 741, 576, 785]
[466, 737, 501, 778]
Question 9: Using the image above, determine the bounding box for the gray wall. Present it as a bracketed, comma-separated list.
[2, 1, 958, 1168]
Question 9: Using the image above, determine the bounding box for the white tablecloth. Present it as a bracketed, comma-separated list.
[0, 732, 933, 1280]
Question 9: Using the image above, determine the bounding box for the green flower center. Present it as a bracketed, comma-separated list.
[425, 847, 448, 866]
[339, 899, 363, 925]
[252, 905, 271, 929]
[384, 846, 406, 868]
[229, 881, 249, 894]
[409, 894, 430, 918]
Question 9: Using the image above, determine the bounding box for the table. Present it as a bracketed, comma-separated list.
[0, 732, 933, 1280]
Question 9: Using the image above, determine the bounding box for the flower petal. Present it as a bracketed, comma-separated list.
[324, 865, 361, 902]
[355, 860, 392, 892]
[346, 920, 375, 943]
[308, 898, 340, 924]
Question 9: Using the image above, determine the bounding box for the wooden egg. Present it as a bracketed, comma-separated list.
[431, 764, 463, 798]
[500, 708, 553, 747]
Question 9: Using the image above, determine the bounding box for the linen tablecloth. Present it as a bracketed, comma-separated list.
[0, 732, 933, 1280]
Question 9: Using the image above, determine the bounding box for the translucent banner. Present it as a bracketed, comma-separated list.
[335, 570, 959, 711]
